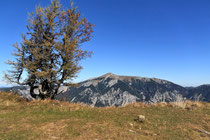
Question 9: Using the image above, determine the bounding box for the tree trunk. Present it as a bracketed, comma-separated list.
[30, 85, 39, 99]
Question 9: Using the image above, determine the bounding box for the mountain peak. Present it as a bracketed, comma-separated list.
[101, 73, 116, 77]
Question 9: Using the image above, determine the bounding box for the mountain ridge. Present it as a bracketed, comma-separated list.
[1, 73, 209, 107]
[56, 73, 209, 106]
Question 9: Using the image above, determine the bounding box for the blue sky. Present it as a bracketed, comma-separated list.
[0, 0, 210, 87]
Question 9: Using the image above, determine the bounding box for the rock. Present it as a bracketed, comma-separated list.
[129, 129, 137, 133]
[129, 123, 133, 127]
[136, 115, 145, 122]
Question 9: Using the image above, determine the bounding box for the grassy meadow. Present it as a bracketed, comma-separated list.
[0, 92, 209, 140]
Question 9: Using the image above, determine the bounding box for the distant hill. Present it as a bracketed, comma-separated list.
[1, 73, 209, 107]
[187, 84, 210, 102]
[0, 86, 27, 92]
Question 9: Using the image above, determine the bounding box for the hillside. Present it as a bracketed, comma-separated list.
[0, 92, 210, 140]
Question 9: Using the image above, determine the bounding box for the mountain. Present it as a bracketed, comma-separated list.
[0, 86, 33, 99]
[56, 73, 189, 106]
[187, 84, 210, 102]
[1, 73, 209, 107]
[0, 86, 27, 91]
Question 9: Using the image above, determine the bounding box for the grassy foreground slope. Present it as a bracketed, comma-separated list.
[0, 92, 209, 140]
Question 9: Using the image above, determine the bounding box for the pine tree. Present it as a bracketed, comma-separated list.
[5, 0, 94, 99]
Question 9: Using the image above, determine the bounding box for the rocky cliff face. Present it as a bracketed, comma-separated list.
[56, 73, 189, 106]
[1, 73, 209, 107]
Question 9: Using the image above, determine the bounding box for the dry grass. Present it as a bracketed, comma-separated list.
[0, 92, 210, 140]
[169, 100, 204, 110]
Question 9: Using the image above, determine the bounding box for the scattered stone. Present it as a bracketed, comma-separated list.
[129, 129, 137, 133]
[51, 136, 58, 139]
[197, 129, 210, 136]
[135, 115, 145, 123]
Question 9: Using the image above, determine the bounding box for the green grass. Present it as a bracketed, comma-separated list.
[0, 92, 210, 140]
